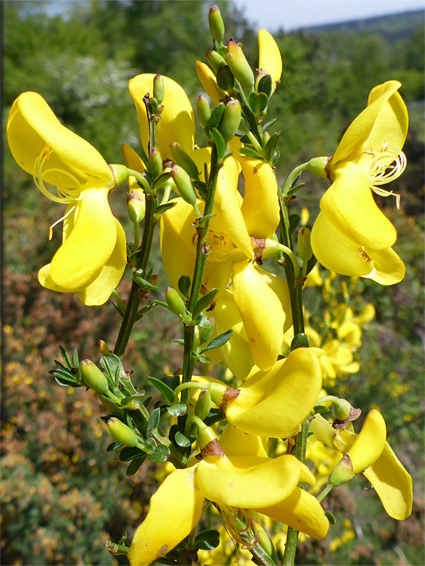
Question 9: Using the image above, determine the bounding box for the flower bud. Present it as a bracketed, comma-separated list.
[170, 165, 198, 207]
[206, 49, 227, 73]
[148, 147, 162, 179]
[226, 39, 254, 89]
[306, 156, 330, 179]
[208, 5, 225, 44]
[169, 141, 200, 180]
[195, 389, 212, 421]
[98, 339, 110, 355]
[106, 417, 139, 447]
[197, 95, 211, 127]
[165, 287, 186, 317]
[329, 453, 355, 487]
[127, 188, 146, 224]
[199, 317, 214, 344]
[219, 99, 241, 143]
[297, 227, 313, 262]
[79, 359, 109, 395]
[333, 398, 352, 421]
[153, 74, 164, 104]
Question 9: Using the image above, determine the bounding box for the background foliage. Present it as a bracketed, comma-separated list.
[2, 1, 424, 564]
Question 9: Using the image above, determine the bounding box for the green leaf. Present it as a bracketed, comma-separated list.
[71, 348, 79, 368]
[200, 330, 233, 354]
[204, 408, 225, 427]
[306, 255, 318, 275]
[147, 377, 175, 404]
[59, 345, 72, 370]
[325, 510, 337, 526]
[101, 354, 122, 388]
[175, 431, 195, 447]
[120, 392, 145, 405]
[264, 132, 281, 162]
[288, 214, 301, 235]
[211, 128, 226, 160]
[167, 403, 187, 417]
[257, 74, 273, 98]
[150, 445, 170, 463]
[207, 102, 225, 131]
[195, 529, 221, 551]
[126, 455, 147, 476]
[262, 117, 277, 131]
[155, 201, 177, 217]
[191, 288, 218, 319]
[107, 441, 121, 452]
[178, 275, 191, 298]
[238, 147, 262, 159]
[248, 91, 268, 114]
[120, 446, 145, 461]
[147, 407, 161, 437]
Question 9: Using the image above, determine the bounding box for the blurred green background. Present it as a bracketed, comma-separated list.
[2, 1, 424, 564]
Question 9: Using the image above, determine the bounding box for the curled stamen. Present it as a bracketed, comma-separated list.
[48, 206, 76, 240]
[367, 146, 406, 209]
[33, 147, 83, 204]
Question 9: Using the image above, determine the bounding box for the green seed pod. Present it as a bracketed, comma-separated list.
[170, 165, 198, 207]
[169, 141, 200, 180]
[334, 398, 352, 421]
[79, 359, 109, 395]
[197, 95, 211, 127]
[153, 74, 164, 104]
[208, 5, 225, 44]
[297, 227, 313, 262]
[219, 98, 241, 143]
[226, 39, 254, 89]
[329, 453, 355, 487]
[306, 156, 330, 179]
[106, 417, 139, 447]
[127, 189, 146, 224]
[165, 287, 186, 317]
[148, 147, 163, 179]
[206, 49, 227, 73]
[195, 389, 212, 421]
[109, 164, 129, 187]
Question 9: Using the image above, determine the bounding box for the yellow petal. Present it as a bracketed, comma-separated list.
[196, 61, 227, 105]
[219, 423, 268, 458]
[77, 219, 127, 306]
[129, 74, 195, 160]
[311, 211, 375, 278]
[363, 245, 405, 285]
[258, 29, 282, 85]
[49, 180, 117, 290]
[226, 348, 322, 438]
[7, 92, 113, 186]
[121, 143, 146, 173]
[257, 487, 329, 539]
[321, 163, 397, 250]
[347, 410, 386, 473]
[196, 454, 305, 508]
[128, 467, 204, 566]
[363, 443, 413, 520]
[214, 157, 253, 258]
[332, 81, 408, 168]
[240, 158, 280, 239]
[232, 261, 286, 370]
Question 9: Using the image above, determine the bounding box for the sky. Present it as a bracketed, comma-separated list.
[231, 0, 425, 32]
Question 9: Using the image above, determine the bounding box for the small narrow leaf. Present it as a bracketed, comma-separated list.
[192, 288, 218, 319]
[175, 431, 195, 447]
[167, 403, 187, 417]
[147, 377, 175, 404]
[107, 441, 122, 452]
[126, 455, 147, 476]
[147, 407, 161, 437]
[211, 128, 226, 160]
[178, 275, 191, 298]
[120, 446, 145, 461]
[238, 147, 262, 159]
[200, 329, 233, 354]
[150, 445, 170, 463]
[59, 345, 72, 370]
[195, 529, 221, 551]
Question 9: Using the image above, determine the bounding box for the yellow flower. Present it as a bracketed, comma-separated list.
[161, 156, 291, 373]
[7, 92, 126, 305]
[196, 348, 322, 439]
[311, 81, 408, 285]
[128, 425, 328, 566]
[309, 410, 413, 520]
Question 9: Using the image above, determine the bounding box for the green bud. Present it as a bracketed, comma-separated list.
[206, 49, 227, 73]
[127, 189, 146, 224]
[170, 165, 198, 208]
[208, 5, 225, 44]
[199, 317, 214, 344]
[226, 39, 254, 89]
[148, 147, 163, 179]
[165, 287, 186, 317]
[79, 359, 109, 395]
[197, 95, 211, 127]
[169, 141, 200, 180]
[106, 417, 139, 447]
[306, 156, 330, 179]
[334, 398, 352, 421]
[256, 524, 275, 557]
[329, 454, 355, 487]
[195, 390, 212, 421]
[153, 74, 164, 104]
[297, 227, 313, 262]
[219, 98, 241, 143]
[109, 164, 129, 187]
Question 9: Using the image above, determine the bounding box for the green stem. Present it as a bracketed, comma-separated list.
[249, 542, 278, 566]
[317, 483, 334, 503]
[114, 194, 157, 357]
[281, 162, 309, 197]
[235, 81, 264, 146]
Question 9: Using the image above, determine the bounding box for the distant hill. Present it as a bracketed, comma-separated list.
[302, 10, 424, 42]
